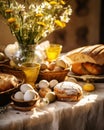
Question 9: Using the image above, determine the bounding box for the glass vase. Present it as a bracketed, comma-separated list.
[13, 44, 36, 66]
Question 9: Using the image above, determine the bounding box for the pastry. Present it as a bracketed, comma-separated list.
[54, 81, 83, 101]
[56, 56, 69, 69]
[39, 87, 52, 98]
[0, 73, 19, 92]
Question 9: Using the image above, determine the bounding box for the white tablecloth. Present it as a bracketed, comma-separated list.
[0, 83, 104, 130]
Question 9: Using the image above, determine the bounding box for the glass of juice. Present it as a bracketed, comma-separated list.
[46, 44, 62, 62]
[20, 63, 40, 88]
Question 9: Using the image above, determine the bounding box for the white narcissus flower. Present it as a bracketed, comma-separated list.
[4, 42, 19, 59]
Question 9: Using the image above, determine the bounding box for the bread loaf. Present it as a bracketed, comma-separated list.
[54, 81, 83, 101]
[66, 44, 104, 75]
[66, 44, 104, 65]
[71, 62, 104, 75]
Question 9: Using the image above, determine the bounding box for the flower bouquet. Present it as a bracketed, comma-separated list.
[0, 0, 72, 64]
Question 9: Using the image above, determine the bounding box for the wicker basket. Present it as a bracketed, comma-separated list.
[0, 64, 26, 81]
[37, 69, 69, 82]
[0, 64, 26, 106]
[0, 59, 10, 65]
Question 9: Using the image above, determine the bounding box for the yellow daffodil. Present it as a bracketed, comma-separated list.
[5, 9, 13, 13]
[37, 22, 46, 26]
[8, 18, 16, 23]
[36, 14, 43, 17]
[49, 1, 58, 5]
[55, 20, 66, 28]
[60, 0, 65, 5]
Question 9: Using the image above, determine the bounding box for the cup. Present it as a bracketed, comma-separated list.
[20, 63, 40, 88]
[46, 44, 62, 62]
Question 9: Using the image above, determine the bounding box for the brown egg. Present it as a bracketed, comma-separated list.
[53, 66, 64, 71]
[42, 69, 50, 72]
[39, 87, 52, 98]
[48, 62, 56, 71]
[40, 63, 48, 70]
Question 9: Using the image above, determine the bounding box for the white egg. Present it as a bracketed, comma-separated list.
[14, 91, 24, 100]
[24, 90, 37, 101]
[38, 80, 49, 88]
[20, 83, 34, 93]
[49, 79, 58, 88]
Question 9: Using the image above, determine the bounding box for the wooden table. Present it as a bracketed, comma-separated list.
[0, 83, 104, 130]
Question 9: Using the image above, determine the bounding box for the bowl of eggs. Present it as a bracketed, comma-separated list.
[37, 57, 70, 82]
[11, 83, 39, 109]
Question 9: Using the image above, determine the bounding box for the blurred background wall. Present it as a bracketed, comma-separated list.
[0, 0, 103, 52]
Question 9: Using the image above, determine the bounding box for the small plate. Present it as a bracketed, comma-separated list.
[68, 72, 104, 83]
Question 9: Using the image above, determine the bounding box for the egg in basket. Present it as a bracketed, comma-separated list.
[37, 56, 70, 82]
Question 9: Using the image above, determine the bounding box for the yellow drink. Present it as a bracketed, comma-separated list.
[46, 44, 62, 62]
[20, 63, 40, 87]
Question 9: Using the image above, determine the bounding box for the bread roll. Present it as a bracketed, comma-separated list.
[66, 44, 104, 65]
[56, 56, 69, 69]
[71, 62, 104, 75]
[39, 87, 52, 98]
[0, 73, 19, 92]
[71, 63, 89, 75]
[54, 81, 83, 101]
[82, 62, 103, 75]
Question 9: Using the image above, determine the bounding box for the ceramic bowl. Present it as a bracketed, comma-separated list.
[11, 92, 39, 107]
